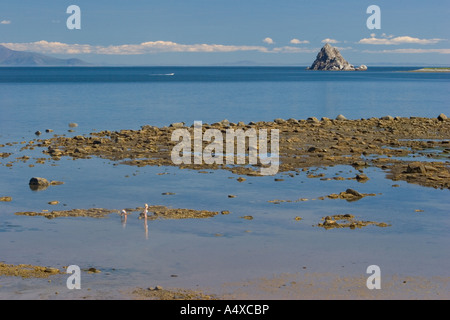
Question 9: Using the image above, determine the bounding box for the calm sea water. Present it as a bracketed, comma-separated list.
[0, 67, 449, 299]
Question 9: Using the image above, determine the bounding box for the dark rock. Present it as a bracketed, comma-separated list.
[345, 188, 363, 197]
[29, 177, 50, 191]
[356, 174, 369, 182]
[406, 162, 427, 174]
[437, 113, 447, 121]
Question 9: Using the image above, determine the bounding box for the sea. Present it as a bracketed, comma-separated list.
[0, 66, 449, 299]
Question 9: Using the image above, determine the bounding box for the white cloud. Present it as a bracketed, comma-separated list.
[359, 35, 445, 45]
[270, 46, 317, 53]
[2, 40, 92, 54]
[321, 38, 340, 44]
[363, 48, 450, 54]
[290, 38, 309, 44]
[1, 40, 317, 55]
[1, 20, 11, 24]
[263, 37, 274, 45]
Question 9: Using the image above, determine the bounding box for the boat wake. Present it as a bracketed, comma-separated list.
[148, 73, 175, 76]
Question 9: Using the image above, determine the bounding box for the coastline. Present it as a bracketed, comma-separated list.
[408, 68, 450, 72]
[1, 115, 449, 300]
[4, 115, 447, 189]
[1, 263, 448, 300]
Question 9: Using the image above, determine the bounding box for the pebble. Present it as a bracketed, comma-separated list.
[274, 118, 286, 124]
[307, 117, 319, 123]
[355, 174, 369, 182]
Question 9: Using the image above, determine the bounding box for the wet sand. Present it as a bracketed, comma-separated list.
[1, 263, 447, 300]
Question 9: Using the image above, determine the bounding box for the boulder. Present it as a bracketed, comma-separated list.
[437, 113, 447, 121]
[356, 65, 368, 71]
[345, 188, 363, 197]
[406, 162, 427, 174]
[29, 177, 50, 191]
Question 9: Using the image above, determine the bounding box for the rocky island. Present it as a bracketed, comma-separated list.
[307, 43, 367, 71]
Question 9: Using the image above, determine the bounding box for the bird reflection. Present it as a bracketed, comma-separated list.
[120, 205, 149, 239]
[120, 209, 128, 228]
[143, 215, 148, 239]
[141, 204, 149, 239]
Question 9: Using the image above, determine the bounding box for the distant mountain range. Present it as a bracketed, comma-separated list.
[0, 44, 90, 66]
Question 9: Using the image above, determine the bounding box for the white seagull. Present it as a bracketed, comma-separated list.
[139, 203, 149, 219]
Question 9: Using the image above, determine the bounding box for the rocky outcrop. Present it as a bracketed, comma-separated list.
[308, 43, 367, 71]
[29, 177, 50, 191]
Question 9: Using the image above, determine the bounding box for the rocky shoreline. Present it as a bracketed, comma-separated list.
[14, 205, 219, 220]
[3, 115, 448, 190]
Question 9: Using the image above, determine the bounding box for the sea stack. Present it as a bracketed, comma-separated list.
[307, 43, 367, 71]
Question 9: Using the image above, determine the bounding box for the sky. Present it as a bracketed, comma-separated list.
[0, 0, 449, 66]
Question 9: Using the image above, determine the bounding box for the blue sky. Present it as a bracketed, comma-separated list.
[0, 0, 449, 65]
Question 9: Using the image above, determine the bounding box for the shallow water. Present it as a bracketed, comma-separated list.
[0, 67, 449, 299]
